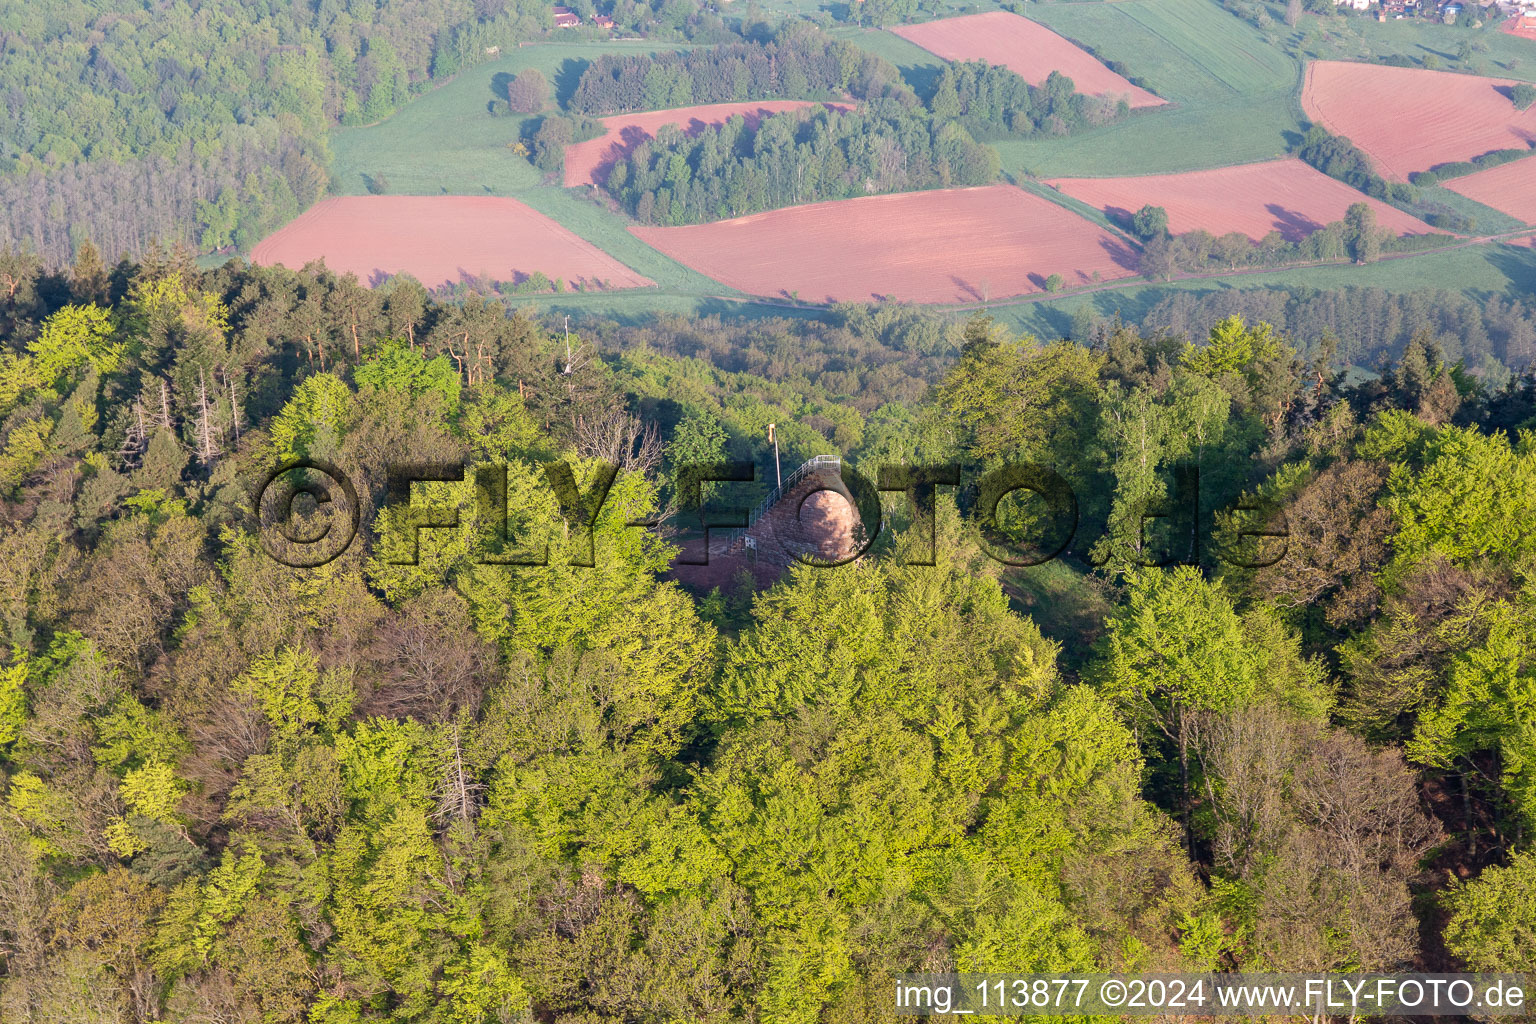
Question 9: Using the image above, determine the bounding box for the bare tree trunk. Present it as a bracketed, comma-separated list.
[1462, 769, 1476, 859]
[229, 378, 241, 443]
[195, 370, 219, 465]
[1179, 699, 1193, 860]
[158, 378, 172, 428]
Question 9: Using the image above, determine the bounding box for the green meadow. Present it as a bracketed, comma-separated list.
[986, 0, 1306, 177]
[329, 40, 681, 198]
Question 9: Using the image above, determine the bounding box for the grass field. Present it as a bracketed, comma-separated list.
[828, 24, 950, 95]
[985, 0, 1304, 176]
[1277, 4, 1536, 80]
[1416, 183, 1528, 235]
[329, 41, 685, 198]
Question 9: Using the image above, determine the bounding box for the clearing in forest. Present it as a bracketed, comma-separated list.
[1301, 61, 1536, 182]
[1047, 158, 1436, 241]
[631, 185, 1140, 304]
[251, 195, 654, 291]
[891, 11, 1166, 108]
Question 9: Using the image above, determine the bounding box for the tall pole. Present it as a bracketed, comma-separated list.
[769, 423, 781, 492]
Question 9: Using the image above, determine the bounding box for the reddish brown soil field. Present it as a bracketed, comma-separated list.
[1047, 158, 1435, 241]
[1301, 61, 1536, 182]
[891, 11, 1165, 108]
[251, 195, 653, 290]
[1444, 155, 1536, 223]
[563, 101, 839, 188]
[631, 185, 1139, 304]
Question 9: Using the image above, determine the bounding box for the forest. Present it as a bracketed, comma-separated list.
[0, 247, 1534, 1023]
[929, 61, 1129, 139]
[604, 103, 1000, 224]
[564, 25, 910, 115]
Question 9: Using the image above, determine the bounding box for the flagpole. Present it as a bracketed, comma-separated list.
[769, 423, 781, 492]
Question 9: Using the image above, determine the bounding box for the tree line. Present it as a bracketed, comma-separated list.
[1295, 124, 1480, 232]
[573, 39, 1122, 222]
[0, 131, 326, 270]
[1129, 201, 1453, 281]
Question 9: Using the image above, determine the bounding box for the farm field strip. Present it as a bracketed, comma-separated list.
[999, 0, 1299, 177]
[631, 184, 1141, 304]
[992, 92, 1296, 178]
[1046, 158, 1436, 241]
[1117, 0, 1295, 97]
[1444, 154, 1536, 224]
[891, 11, 1166, 107]
[250, 195, 654, 291]
[1301, 61, 1536, 183]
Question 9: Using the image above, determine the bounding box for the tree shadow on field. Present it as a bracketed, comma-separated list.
[555, 58, 590, 109]
[1281, 128, 1306, 151]
[1032, 304, 1073, 339]
[1415, 43, 1457, 62]
[1098, 235, 1140, 272]
[952, 276, 985, 302]
[1485, 241, 1536, 297]
[491, 71, 513, 105]
[520, 115, 548, 145]
[900, 62, 944, 100]
[1266, 203, 1323, 242]
[584, 125, 651, 186]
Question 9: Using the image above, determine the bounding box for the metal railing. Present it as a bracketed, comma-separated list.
[726, 454, 841, 552]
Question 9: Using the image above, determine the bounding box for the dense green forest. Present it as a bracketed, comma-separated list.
[0, 0, 535, 265]
[565, 27, 906, 115]
[606, 103, 1000, 224]
[1130, 285, 1536, 375]
[930, 61, 1129, 139]
[0, 251, 1534, 1023]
